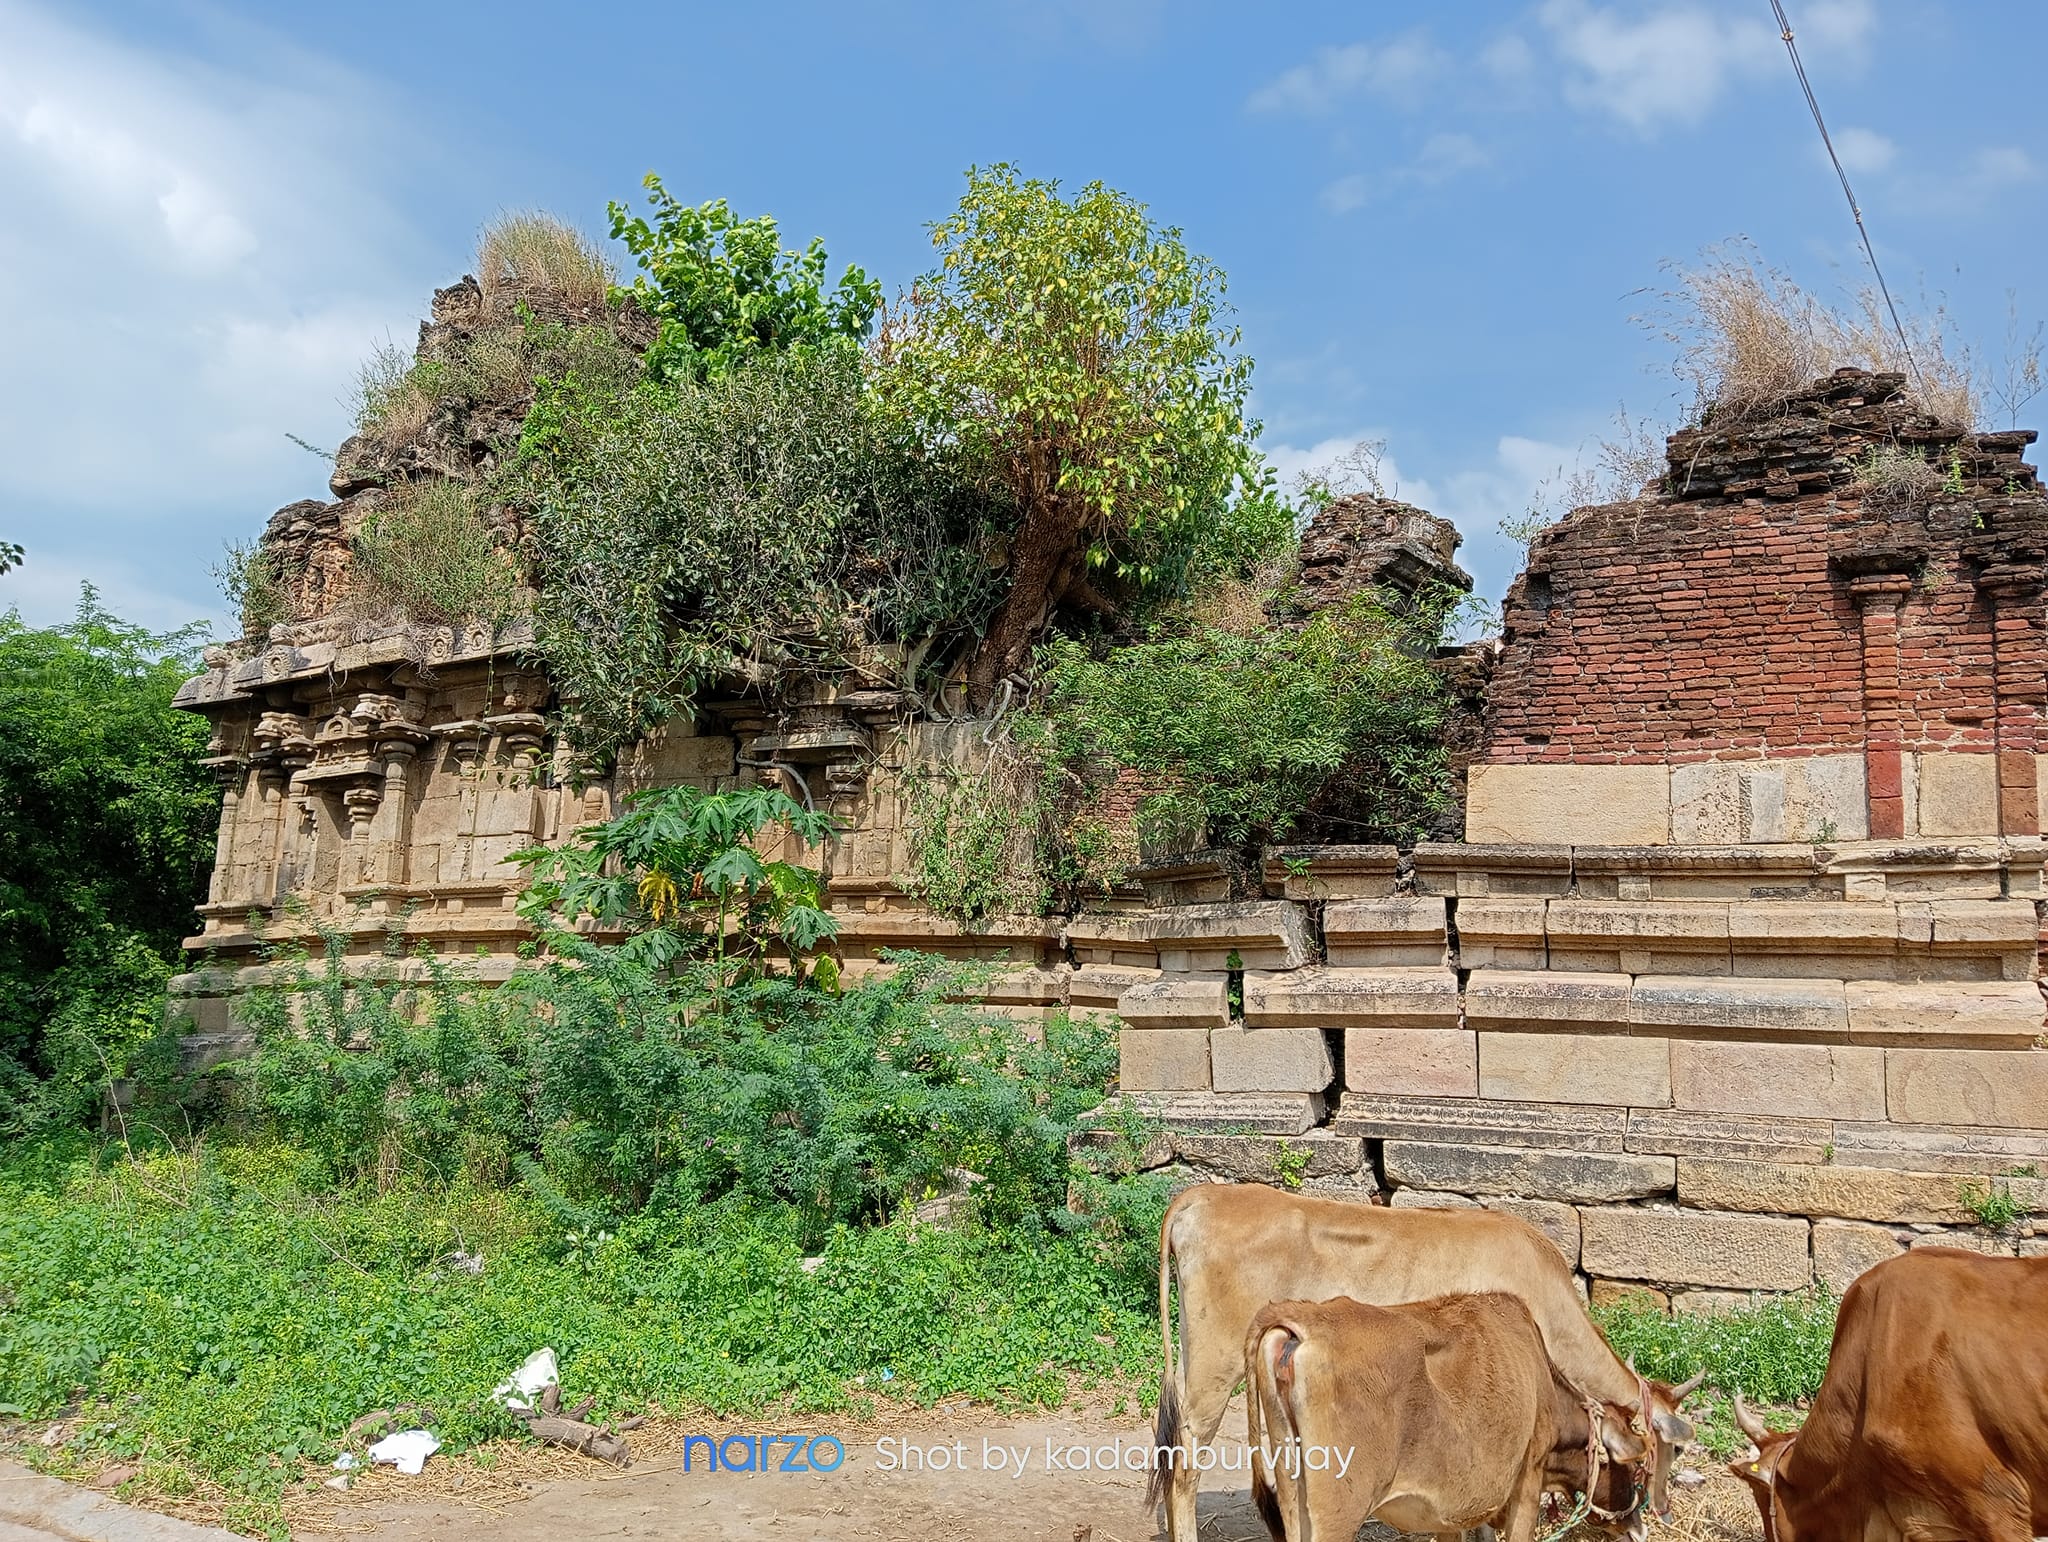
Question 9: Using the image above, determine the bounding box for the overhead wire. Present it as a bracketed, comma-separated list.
[1768, 0, 1924, 397]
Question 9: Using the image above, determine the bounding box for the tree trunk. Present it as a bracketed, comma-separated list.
[969, 494, 1086, 706]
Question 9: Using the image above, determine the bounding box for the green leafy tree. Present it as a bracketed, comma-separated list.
[511, 782, 840, 983]
[0, 541, 23, 575]
[609, 175, 882, 383]
[1039, 591, 1459, 851]
[0, 591, 216, 1131]
[875, 165, 1260, 697]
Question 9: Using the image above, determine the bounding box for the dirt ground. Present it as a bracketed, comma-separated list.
[285, 1401, 1766, 1542]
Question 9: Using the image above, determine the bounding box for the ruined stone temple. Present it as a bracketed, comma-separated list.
[172, 350, 2048, 1300]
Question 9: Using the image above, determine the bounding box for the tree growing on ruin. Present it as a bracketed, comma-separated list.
[609, 174, 883, 384]
[873, 166, 1259, 699]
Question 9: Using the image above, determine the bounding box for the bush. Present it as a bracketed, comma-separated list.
[348, 481, 521, 628]
[0, 594, 215, 1136]
[511, 349, 1007, 756]
[1038, 589, 1459, 851]
[211, 539, 291, 638]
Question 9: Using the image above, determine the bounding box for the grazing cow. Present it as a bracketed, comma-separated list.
[1729, 1247, 2048, 1542]
[1148, 1184, 1700, 1542]
[1243, 1294, 1648, 1542]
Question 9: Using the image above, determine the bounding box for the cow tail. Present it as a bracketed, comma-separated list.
[1248, 1324, 1296, 1541]
[1145, 1207, 1180, 1510]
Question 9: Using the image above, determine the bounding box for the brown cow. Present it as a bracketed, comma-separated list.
[1148, 1184, 1700, 1541]
[1243, 1294, 1648, 1542]
[1729, 1248, 2048, 1542]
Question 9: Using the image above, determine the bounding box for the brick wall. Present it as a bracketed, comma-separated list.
[1482, 371, 2043, 770]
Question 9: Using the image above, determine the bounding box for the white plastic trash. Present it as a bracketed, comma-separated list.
[367, 1429, 441, 1475]
[490, 1347, 560, 1414]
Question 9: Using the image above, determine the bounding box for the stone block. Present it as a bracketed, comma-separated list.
[2021, 1237, 2048, 1257]
[1148, 900, 1313, 971]
[1322, 895, 1447, 967]
[1827, 1118, 2048, 1175]
[1886, 1048, 2048, 1128]
[1448, 897, 1549, 969]
[1122, 1090, 1324, 1134]
[1546, 900, 1729, 944]
[1389, 1188, 1477, 1210]
[1671, 1288, 1769, 1316]
[1812, 1219, 1906, 1293]
[1909, 1229, 2017, 1256]
[1726, 901, 1896, 950]
[1332, 1092, 1629, 1152]
[1118, 1028, 1211, 1091]
[1626, 1109, 1835, 1164]
[1914, 752, 1998, 838]
[1383, 1141, 1674, 1203]
[1846, 980, 2043, 1047]
[1668, 1040, 1886, 1121]
[1630, 976, 1848, 1038]
[1116, 974, 1228, 1031]
[1927, 899, 2039, 947]
[1344, 1028, 1477, 1097]
[1210, 1026, 1335, 1094]
[1488, 1197, 1582, 1266]
[1244, 966, 1458, 1028]
[1466, 763, 1671, 845]
[1465, 968, 1631, 1031]
[1672, 757, 1866, 845]
[1171, 1131, 1364, 1184]
[1479, 1031, 1672, 1108]
[1069, 963, 1160, 1011]
[1589, 1279, 1669, 1313]
[1675, 1157, 2011, 1224]
[1579, 1207, 1812, 1291]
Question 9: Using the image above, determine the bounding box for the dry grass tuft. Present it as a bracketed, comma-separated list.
[1852, 444, 1943, 512]
[477, 211, 613, 310]
[349, 480, 522, 628]
[353, 341, 437, 451]
[1657, 241, 1980, 429]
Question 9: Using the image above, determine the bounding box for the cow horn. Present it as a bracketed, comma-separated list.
[1671, 1369, 1705, 1400]
[1731, 1391, 1771, 1444]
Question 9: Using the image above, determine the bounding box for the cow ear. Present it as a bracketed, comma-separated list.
[1601, 1419, 1647, 1464]
[1728, 1458, 1771, 1500]
[1651, 1409, 1695, 1445]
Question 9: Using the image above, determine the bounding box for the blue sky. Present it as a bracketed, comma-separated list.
[3, 0, 2042, 633]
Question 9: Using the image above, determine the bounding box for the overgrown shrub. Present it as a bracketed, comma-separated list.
[1038, 589, 1459, 851]
[348, 481, 521, 628]
[511, 350, 1007, 756]
[0, 594, 216, 1135]
[1853, 444, 1945, 513]
[211, 538, 291, 637]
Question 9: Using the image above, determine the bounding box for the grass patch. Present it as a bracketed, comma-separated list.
[477, 211, 613, 311]
[1596, 1290, 1837, 1458]
[0, 1140, 1164, 1537]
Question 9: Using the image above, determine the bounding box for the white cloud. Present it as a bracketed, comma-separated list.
[1536, 0, 1874, 132]
[1970, 145, 2037, 182]
[1831, 126, 1896, 176]
[1412, 132, 1489, 183]
[1319, 173, 1371, 214]
[1248, 31, 1445, 115]
[0, 0, 440, 627]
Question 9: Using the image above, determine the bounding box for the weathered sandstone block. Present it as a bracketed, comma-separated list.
[1068, 963, 1160, 1012]
[1387, 1191, 1580, 1266]
[1118, 1028, 1210, 1091]
[1383, 1141, 1673, 1204]
[1886, 1048, 2048, 1128]
[1172, 1131, 1364, 1183]
[1811, 1219, 1905, 1292]
[1464, 968, 1631, 1031]
[1322, 895, 1447, 967]
[1908, 1229, 2016, 1256]
[1465, 764, 1670, 845]
[1209, 1026, 1334, 1094]
[1120, 1090, 1323, 1134]
[1580, 1207, 1812, 1291]
[1448, 897, 1548, 969]
[1116, 974, 1228, 1030]
[1150, 900, 1312, 971]
[1675, 1157, 2043, 1224]
[1626, 1108, 1834, 1164]
[1478, 1031, 1671, 1108]
[1846, 979, 2043, 1047]
[1245, 966, 1458, 1028]
[1333, 1093, 1629, 1152]
[1668, 1039, 1885, 1121]
[1630, 975, 1848, 1038]
[1344, 1028, 1477, 1097]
